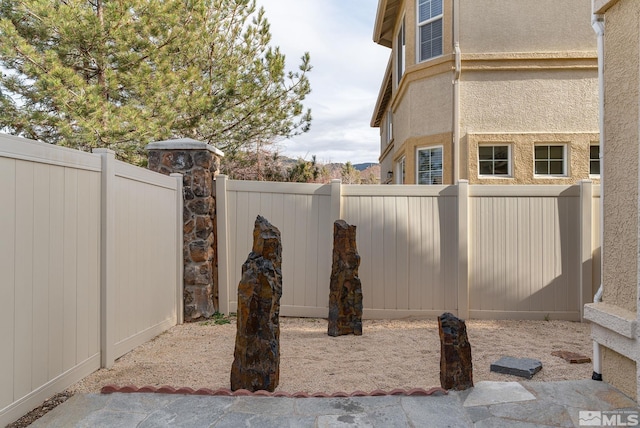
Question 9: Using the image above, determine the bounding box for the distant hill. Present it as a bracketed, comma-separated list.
[353, 162, 377, 171]
[224, 152, 380, 183]
[282, 158, 379, 174]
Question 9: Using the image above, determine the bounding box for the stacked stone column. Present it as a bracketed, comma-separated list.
[146, 138, 223, 321]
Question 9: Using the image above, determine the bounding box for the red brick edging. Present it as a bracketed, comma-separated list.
[101, 385, 447, 398]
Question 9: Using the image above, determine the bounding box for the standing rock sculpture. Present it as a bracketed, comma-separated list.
[328, 220, 363, 336]
[230, 216, 282, 392]
[438, 312, 473, 390]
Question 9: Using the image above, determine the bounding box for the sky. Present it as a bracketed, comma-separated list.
[255, 0, 390, 165]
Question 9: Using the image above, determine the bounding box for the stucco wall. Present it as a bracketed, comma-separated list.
[392, 71, 454, 146]
[390, 71, 454, 174]
[602, 347, 637, 400]
[407, 72, 454, 137]
[460, 69, 598, 134]
[380, 148, 394, 183]
[459, 0, 595, 53]
[602, 0, 639, 313]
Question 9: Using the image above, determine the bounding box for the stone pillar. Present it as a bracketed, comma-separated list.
[146, 138, 224, 321]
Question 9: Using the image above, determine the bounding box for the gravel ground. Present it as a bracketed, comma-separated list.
[8, 316, 594, 426]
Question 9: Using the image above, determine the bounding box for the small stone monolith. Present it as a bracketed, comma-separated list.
[438, 312, 473, 390]
[328, 220, 363, 337]
[230, 216, 282, 392]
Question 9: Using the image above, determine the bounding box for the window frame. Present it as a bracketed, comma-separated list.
[396, 16, 405, 85]
[478, 144, 512, 178]
[417, 0, 444, 63]
[396, 156, 405, 184]
[589, 143, 601, 177]
[385, 110, 393, 146]
[416, 145, 443, 185]
[533, 144, 568, 177]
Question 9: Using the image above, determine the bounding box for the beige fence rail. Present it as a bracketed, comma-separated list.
[0, 135, 182, 426]
[217, 176, 600, 321]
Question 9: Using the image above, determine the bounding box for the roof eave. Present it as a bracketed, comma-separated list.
[370, 55, 393, 128]
[372, 0, 397, 48]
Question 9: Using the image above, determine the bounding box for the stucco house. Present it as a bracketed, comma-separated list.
[371, 0, 599, 185]
[584, 0, 640, 402]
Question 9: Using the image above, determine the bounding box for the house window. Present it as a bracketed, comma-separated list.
[396, 157, 405, 184]
[534, 144, 567, 176]
[397, 17, 405, 84]
[479, 145, 510, 176]
[417, 146, 443, 184]
[417, 0, 443, 62]
[590, 144, 600, 175]
[385, 110, 393, 145]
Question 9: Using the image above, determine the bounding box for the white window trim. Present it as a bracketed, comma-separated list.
[589, 143, 601, 178]
[478, 144, 512, 179]
[416, 0, 443, 63]
[533, 143, 569, 178]
[396, 16, 405, 85]
[396, 156, 405, 184]
[416, 145, 444, 185]
[385, 110, 393, 145]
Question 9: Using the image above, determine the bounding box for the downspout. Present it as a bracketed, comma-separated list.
[453, 0, 461, 184]
[591, 11, 605, 382]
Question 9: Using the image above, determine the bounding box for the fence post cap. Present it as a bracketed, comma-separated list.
[145, 138, 224, 157]
[93, 148, 116, 155]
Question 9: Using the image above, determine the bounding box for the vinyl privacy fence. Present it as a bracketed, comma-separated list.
[217, 176, 600, 321]
[0, 134, 183, 426]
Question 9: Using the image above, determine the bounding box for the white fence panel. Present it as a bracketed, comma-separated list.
[341, 185, 459, 318]
[111, 160, 180, 359]
[0, 135, 181, 427]
[0, 135, 102, 426]
[219, 178, 334, 317]
[217, 178, 599, 323]
[468, 186, 582, 320]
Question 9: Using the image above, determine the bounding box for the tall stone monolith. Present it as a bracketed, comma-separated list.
[328, 220, 363, 337]
[230, 216, 282, 392]
[438, 312, 473, 390]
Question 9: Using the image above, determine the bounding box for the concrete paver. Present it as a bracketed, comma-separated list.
[463, 381, 535, 407]
[29, 380, 640, 427]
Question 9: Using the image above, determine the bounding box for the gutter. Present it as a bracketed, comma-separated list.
[452, 0, 461, 184]
[591, 10, 605, 382]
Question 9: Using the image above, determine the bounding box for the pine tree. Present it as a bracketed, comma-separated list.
[341, 161, 360, 184]
[0, 0, 311, 164]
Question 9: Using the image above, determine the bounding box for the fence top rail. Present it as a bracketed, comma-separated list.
[0, 133, 101, 171]
[114, 159, 179, 190]
[341, 184, 457, 197]
[222, 178, 331, 196]
[468, 184, 580, 198]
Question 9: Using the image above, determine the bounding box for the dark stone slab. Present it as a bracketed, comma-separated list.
[230, 216, 282, 392]
[328, 220, 363, 337]
[490, 356, 542, 379]
[438, 312, 473, 390]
